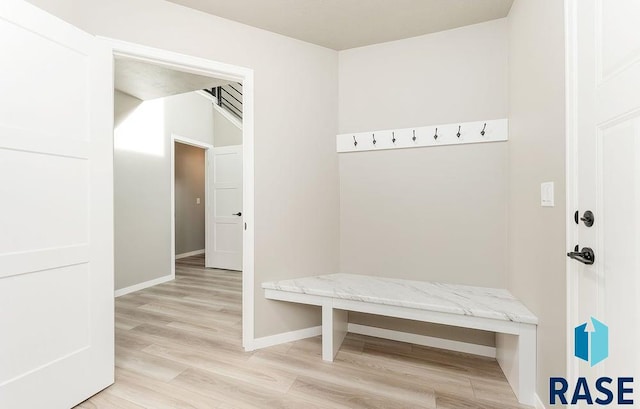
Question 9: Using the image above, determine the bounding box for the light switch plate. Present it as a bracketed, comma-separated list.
[541, 182, 554, 207]
[196, 198, 201, 205]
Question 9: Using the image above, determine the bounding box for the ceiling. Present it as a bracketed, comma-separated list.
[114, 57, 231, 100]
[165, 0, 514, 50]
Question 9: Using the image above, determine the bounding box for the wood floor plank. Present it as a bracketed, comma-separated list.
[171, 367, 326, 409]
[165, 320, 242, 340]
[363, 341, 505, 380]
[114, 315, 144, 331]
[470, 377, 532, 408]
[75, 390, 147, 409]
[250, 348, 438, 406]
[106, 368, 219, 409]
[289, 375, 435, 409]
[115, 344, 189, 382]
[127, 322, 247, 355]
[115, 328, 154, 351]
[142, 343, 297, 393]
[75, 255, 529, 409]
[435, 391, 532, 409]
[335, 348, 475, 398]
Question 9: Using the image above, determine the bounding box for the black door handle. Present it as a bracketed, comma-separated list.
[233, 212, 242, 217]
[567, 247, 595, 265]
[574, 210, 595, 227]
[580, 210, 594, 227]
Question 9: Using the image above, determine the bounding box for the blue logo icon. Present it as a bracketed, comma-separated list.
[574, 317, 608, 367]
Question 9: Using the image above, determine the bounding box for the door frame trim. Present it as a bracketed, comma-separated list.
[103, 37, 256, 350]
[171, 134, 213, 278]
[564, 0, 580, 386]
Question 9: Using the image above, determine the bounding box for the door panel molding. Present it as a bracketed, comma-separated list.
[0, 244, 89, 279]
[210, 144, 243, 271]
[566, 0, 640, 389]
[0, 1, 114, 407]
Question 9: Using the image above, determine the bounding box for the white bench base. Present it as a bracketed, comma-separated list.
[322, 303, 348, 361]
[264, 288, 537, 406]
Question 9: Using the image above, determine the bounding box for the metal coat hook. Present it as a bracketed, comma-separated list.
[337, 118, 507, 153]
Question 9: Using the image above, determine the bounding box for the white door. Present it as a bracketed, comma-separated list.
[569, 0, 640, 403]
[0, 2, 114, 408]
[207, 145, 243, 271]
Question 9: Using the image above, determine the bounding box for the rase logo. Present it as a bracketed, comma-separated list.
[550, 317, 634, 406]
[574, 317, 608, 367]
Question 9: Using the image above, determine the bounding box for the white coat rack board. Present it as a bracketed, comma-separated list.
[336, 119, 508, 153]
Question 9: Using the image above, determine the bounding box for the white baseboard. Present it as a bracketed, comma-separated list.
[250, 325, 322, 351]
[348, 323, 497, 358]
[534, 394, 546, 409]
[247, 323, 497, 359]
[114, 274, 174, 297]
[175, 249, 205, 259]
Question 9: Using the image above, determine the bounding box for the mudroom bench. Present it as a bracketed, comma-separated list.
[262, 273, 538, 406]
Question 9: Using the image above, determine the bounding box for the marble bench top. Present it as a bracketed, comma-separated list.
[262, 273, 538, 325]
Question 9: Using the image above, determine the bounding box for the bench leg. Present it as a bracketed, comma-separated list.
[517, 324, 537, 406]
[322, 303, 347, 362]
[497, 324, 537, 406]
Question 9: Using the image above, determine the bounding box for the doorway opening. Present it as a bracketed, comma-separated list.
[171, 136, 210, 278]
[109, 39, 255, 350]
[171, 135, 244, 274]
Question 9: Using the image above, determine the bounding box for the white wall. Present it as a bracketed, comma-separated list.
[339, 19, 508, 133]
[213, 107, 242, 147]
[165, 92, 215, 143]
[114, 91, 215, 290]
[114, 90, 142, 128]
[174, 142, 206, 255]
[507, 0, 566, 401]
[338, 20, 509, 346]
[30, 0, 340, 338]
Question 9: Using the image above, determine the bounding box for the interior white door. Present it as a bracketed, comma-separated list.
[0, 1, 114, 408]
[570, 0, 640, 403]
[208, 145, 243, 271]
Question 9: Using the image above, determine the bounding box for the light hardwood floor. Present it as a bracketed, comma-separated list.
[76, 255, 531, 409]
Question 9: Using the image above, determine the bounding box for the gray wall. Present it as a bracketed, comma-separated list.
[338, 19, 509, 347]
[174, 142, 206, 255]
[213, 108, 243, 147]
[32, 0, 340, 338]
[507, 0, 566, 400]
[114, 91, 214, 290]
